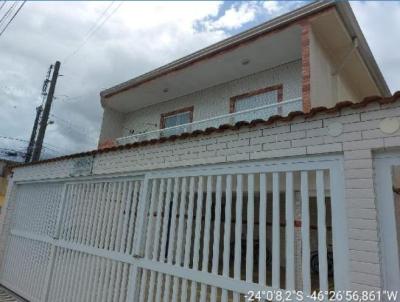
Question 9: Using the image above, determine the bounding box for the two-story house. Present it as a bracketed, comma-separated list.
[2, 2, 400, 302]
[98, 1, 389, 148]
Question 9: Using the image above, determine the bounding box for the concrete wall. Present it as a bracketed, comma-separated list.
[6, 98, 400, 291]
[98, 106, 125, 146]
[120, 60, 302, 138]
[309, 27, 361, 108]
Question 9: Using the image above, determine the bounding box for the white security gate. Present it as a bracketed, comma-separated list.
[0, 156, 349, 301]
[374, 153, 400, 294]
[1, 176, 144, 302]
[132, 156, 349, 301]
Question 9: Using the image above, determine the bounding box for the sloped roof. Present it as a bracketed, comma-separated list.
[13, 91, 400, 169]
[100, 0, 390, 102]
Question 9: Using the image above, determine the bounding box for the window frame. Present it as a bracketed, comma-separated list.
[229, 84, 283, 113]
[160, 106, 194, 129]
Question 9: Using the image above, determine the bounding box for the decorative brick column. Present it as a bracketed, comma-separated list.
[300, 21, 311, 113]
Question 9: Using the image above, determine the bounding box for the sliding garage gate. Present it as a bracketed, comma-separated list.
[0, 156, 349, 301]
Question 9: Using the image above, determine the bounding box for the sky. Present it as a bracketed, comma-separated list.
[0, 1, 399, 161]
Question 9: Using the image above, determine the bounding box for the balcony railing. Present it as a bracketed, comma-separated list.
[116, 97, 302, 145]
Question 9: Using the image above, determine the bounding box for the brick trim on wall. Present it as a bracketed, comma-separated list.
[301, 21, 311, 113]
[229, 84, 283, 113]
[160, 106, 194, 129]
[98, 139, 117, 149]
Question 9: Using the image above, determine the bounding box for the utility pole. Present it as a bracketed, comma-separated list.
[25, 106, 42, 163]
[31, 61, 61, 162]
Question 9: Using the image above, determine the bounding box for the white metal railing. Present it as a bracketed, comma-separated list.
[117, 97, 302, 145]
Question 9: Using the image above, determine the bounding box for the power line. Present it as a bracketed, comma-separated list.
[0, 1, 26, 38]
[0, 2, 6, 12]
[0, 1, 17, 26]
[63, 1, 123, 64]
[84, 1, 115, 37]
[50, 113, 97, 141]
[0, 136, 62, 153]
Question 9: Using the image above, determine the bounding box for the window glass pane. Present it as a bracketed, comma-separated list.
[164, 115, 178, 128]
[235, 90, 278, 112]
[164, 111, 191, 128]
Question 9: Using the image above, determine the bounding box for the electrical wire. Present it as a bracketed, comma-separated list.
[49, 114, 97, 141]
[0, 1, 17, 26]
[63, 1, 123, 64]
[0, 1, 26, 37]
[0, 1, 6, 12]
[83, 1, 115, 38]
[0, 136, 62, 153]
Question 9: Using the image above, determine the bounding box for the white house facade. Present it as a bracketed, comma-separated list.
[0, 1, 398, 302]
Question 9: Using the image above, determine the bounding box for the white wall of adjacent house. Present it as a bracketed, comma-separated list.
[309, 28, 362, 109]
[120, 60, 302, 138]
[3, 98, 400, 297]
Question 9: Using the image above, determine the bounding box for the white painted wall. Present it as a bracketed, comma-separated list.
[309, 28, 361, 108]
[119, 60, 302, 138]
[99, 107, 125, 144]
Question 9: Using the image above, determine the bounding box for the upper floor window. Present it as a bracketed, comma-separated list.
[160, 106, 194, 128]
[160, 106, 194, 136]
[230, 84, 283, 112]
[229, 84, 283, 121]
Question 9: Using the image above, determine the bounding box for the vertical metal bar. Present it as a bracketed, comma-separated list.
[89, 183, 102, 247]
[199, 175, 213, 302]
[301, 171, 311, 294]
[126, 181, 140, 254]
[107, 261, 118, 302]
[180, 177, 195, 302]
[106, 182, 119, 250]
[78, 183, 92, 244]
[155, 179, 172, 302]
[189, 176, 204, 302]
[76, 184, 89, 243]
[110, 182, 123, 251]
[285, 171, 295, 289]
[172, 177, 188, 302]
[101, 182, 115, 250]
[113, 262, 123, 302]
[210, 175, 223, 302]
[116, 181, 128, 252]
[119, 262, 129, 302]
[259, 173, 267, 287]
[316, 170, 328, 292]
[246, 174, 254, 282]
[85, 183, 100, 246]
[95, 183, 109, 249]
[163, 177, 180, 301]
[233, 174, 243, 302]
[120, 181, 134, 253]
[67, 184, 82, 242]
[221, 174, 232, 302]
[272, 172, 280, 288]
[149, 179, 166, 302]
[139, 179, 158, 302]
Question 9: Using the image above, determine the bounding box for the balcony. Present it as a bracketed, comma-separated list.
[116, 98, 302, 145]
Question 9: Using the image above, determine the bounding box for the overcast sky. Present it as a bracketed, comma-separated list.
[0, 1, 399, 160]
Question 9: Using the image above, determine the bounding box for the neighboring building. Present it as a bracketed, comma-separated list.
[0, 160, 15, 214]
[98, 1, 389, 148]
[1, 2, 399, 302]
